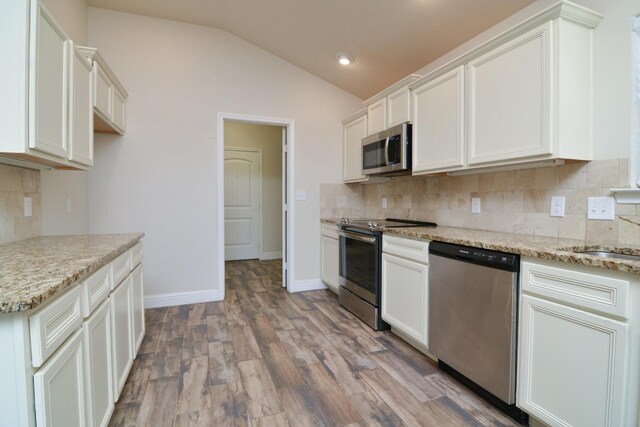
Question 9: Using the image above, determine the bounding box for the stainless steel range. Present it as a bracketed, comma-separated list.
[337, 218, 436, 330]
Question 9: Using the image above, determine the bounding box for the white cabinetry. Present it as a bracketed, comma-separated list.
[364, 75, 421, 136]
[131, 264, 145, 355]
[381, 235, 429, 349]
[77, 47, 128, 135]
[111, 276, 134, 399]
[411, 66, 465, 174]
[320, 223, 340, 292]
[343, 110, 368, 183]
[518, 258, 639, 427]
[0, 0, 94, 170]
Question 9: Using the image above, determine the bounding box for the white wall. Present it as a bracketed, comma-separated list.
[224, 122, 283, 257]
[40, 0, 90, 236]
[413, 0, 639, 164]
[87, 8, 362, 301]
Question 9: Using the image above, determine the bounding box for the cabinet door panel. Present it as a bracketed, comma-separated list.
[69, 46, 93, 166]
[412, 66, 465, 173]
[131, 265, 145, 354]
[518, 295, 628, 427]
[112, 89, 126, 133]
[30, 4, 69, 158]
[321, 236, 339, 292]
[381, 253, 428, 346]
[93, 63, 113, 122]
[343, 114, 368, 182]
[367, 98, 386, 135]
[34, 329, 85, 427]
[83, 301, 114, 427]
[387, 87, 410, 128]
[468, 23, 552, 164]
[111, 276, 133, 399]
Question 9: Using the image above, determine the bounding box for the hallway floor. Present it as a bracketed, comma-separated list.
[108, 259, 518, 426]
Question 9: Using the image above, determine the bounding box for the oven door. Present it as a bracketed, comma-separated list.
[338, 229, 380, 305]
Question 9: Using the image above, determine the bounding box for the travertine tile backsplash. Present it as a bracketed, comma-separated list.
[0, 164, 41, 244]
[320, 159, 640, 245]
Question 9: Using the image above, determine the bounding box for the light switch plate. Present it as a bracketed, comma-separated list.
[587, 197, 615, 220]
[471, 197, 481, 214]
[550, 196, 565, 217]
[295, 190, 306, 201]
[24, 197, 32, 217]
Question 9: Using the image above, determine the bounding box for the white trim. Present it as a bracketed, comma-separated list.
[289, 279, 326, 293]
[260, 251, 282, 261]
[144, 289, 221, 308]
[218, 113, 295, 299]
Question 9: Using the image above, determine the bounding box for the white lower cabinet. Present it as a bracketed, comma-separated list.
[517, 258, 637, 427]
[111, 275, 134, 400]
[131, 264, 145, 354]
[320, 224, 340, 292]
[83, 300, 114, 427]
[33, 329, 85, 427]
[381, 235, 429, 348]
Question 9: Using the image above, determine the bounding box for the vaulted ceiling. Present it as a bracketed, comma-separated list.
[87, 0, 536, 99]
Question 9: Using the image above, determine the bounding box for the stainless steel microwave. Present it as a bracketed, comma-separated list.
[361, 122, 411, 175]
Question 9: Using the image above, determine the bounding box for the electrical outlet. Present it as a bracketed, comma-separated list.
[295, 190, 306, 201]
[382, 197, 388, 209]
[24, 197, 32, 217]
[587, 197, 615, 220]
[471, 197, 481, 214]
[550, 196, 565, 217]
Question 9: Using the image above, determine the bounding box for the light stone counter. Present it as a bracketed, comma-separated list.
[321, 218, 640, 274]
[0, 233, 144, 313]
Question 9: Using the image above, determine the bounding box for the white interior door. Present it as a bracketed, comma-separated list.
[225, 149, 262, 260]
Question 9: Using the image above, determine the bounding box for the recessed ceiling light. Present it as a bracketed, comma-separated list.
[337, 52, 354, 65]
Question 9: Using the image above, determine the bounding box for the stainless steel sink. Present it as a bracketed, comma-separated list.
[574, 251, 640, 262]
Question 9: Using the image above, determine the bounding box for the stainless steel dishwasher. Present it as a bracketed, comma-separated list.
[428, 241, 527, 424]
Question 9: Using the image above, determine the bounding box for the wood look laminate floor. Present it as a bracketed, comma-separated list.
[109, 259, 519, 427]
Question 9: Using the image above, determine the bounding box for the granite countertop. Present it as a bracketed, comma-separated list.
[0, 233, 144, 313]
[321, 218, 640, 274]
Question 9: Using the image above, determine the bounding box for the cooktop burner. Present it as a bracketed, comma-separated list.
[338, 218, 437, 231]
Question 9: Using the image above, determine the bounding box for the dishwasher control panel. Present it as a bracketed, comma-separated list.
[429, 241, 518, 271]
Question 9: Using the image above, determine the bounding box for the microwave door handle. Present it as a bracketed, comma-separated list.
[338, 231, 377, 244]
[384, 137, 390, 165]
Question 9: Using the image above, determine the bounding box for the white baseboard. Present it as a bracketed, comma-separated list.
[144, 289, 221, 308]
[260, 251, 282, 261]
[289, 279, 326, 293]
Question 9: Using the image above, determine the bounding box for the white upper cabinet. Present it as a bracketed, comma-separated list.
[363, 75, 422, 136]
[411, 66, 465, 174]
[77, 47, 128, 135]
[343, 110, 368, 183]
[0, 0, 95, 170]
[69, 43, 94, 167]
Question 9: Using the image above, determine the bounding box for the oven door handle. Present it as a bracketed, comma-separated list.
[339, 231, 377, 244]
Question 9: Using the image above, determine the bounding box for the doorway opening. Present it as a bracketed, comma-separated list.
[217, 113, 294, 299]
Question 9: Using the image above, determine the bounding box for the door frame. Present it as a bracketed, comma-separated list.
[223, 146, 263, 261]
[217, 113, 294, 298]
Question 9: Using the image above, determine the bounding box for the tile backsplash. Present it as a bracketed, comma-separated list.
[320, 159, 640, 245]
[0, 164, 41, 244]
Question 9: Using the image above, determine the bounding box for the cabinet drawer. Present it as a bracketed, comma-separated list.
[131, 242, 143, 267]
[82, 264, 112, 318]
[321, 224, 339, 239]
[112, 250, 132, 289]
[30, 285, 83, 368]
[521, 259, 630, 319]
[382, 235, 429, 264]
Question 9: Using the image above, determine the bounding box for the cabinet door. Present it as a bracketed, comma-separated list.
[381, 253, 428, 346]
[343, 114, 368, 182]
[68, 45, 94, 166]
[468, 22, 552, 164]
[387, 87, 410, 128]
[412, 66, 465, 173]
[131, 265, 145, 355]
[34, 329, 85, 427]
[321, 236, 339, 292]
[93, 62, 113, 122]
[30, 3, 69, 158]
[83, 301, 114, 427]
[112, 88, 126, 134]
[367, 98, 386, 135]
[518, 295, 628, 427]
[111, 276, 133, 400]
